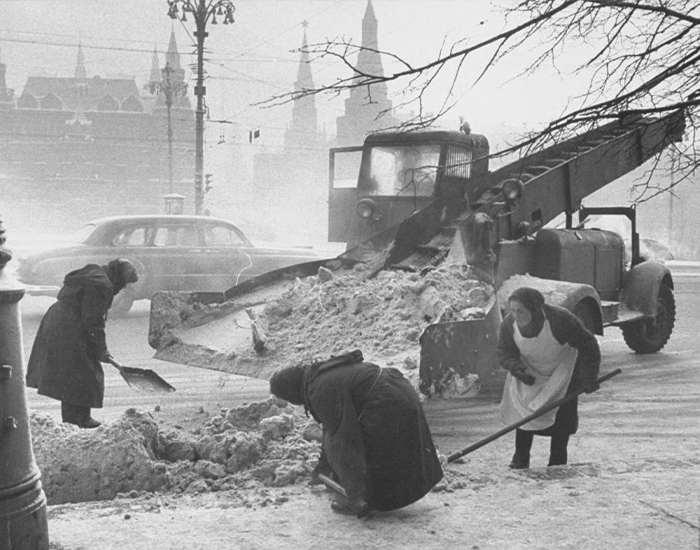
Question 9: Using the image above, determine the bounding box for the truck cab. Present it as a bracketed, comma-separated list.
[329, 129, 490, 248]
[327, 113, 683, 366]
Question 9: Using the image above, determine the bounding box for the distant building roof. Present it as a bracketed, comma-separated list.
[20, 76, 143, 112]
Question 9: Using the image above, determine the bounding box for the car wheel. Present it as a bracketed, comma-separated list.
[621, 284, 676, 353]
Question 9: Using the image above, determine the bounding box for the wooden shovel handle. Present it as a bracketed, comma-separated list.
[317, 473, 348, 498]
[446, 368, 622, 463]
[104, 356, 124, 371]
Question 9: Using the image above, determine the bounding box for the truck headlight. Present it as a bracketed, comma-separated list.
[502, 178, 524, 205]
[356, 198, 377, 220]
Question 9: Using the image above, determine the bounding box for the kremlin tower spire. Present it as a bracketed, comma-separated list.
[284, 21, 322, 150]
[335, 0, 398, 146]
[74, 42, 87, 79]
[165, 28, 185, 82]
[149, 45, 161, 85]
[152, 30, 191, 110]
[0, 47, 14, 106]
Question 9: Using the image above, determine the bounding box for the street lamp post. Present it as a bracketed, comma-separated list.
[167, 0, 235, 215]
[0, 216, 50, 550]
[150, 62, 188, 196]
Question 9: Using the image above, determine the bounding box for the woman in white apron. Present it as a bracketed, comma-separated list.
[498, 287, 601, 468]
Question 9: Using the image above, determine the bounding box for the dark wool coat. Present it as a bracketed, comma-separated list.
[26, 264, 114, 408]
[497, 303, 601, 435]
[302, 361, 443, 512]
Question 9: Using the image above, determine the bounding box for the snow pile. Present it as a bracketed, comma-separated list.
[30, 409, 168, 505]
[31, 398, 323, 505]
[498, 273, 587, 311]
[223, 263, 494, 381]
[31, 396, 468, 505]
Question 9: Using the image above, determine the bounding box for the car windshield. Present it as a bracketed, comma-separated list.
[72, 223, 97, 244]
[364, 144, 441, 197]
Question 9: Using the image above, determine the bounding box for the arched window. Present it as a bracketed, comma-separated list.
[17, 93, 38, 109]
[40, 92, 63, 110]
[121, 95, 143, 112]
[97, 94, 119, 111]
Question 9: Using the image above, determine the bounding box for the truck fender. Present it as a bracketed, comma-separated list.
[498, 275, 603, 334]
[621, 260, 674, 316]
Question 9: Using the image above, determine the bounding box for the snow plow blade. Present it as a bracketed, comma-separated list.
[148, 249, 502, 391]
[148, 255, 361, 380]
[418, 295, 503, 398]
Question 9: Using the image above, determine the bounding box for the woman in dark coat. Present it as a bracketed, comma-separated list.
[270, 350, 443, 518]
[26, 259, 138, 428]
[497, 287, 601, 468]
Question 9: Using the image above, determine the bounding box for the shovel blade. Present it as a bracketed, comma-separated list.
[119, 366, 176, 393]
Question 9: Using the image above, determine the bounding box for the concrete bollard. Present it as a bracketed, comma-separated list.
[0, 217, 49, 550]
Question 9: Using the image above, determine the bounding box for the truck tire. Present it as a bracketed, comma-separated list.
[621, 284, 675, 353]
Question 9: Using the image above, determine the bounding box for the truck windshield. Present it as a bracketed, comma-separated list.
[366, 144, 440, 197]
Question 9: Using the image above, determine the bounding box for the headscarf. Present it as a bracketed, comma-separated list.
[508, 286, 545, 337]
[104, 258, 139, 295]
[269, 365, 306, 405]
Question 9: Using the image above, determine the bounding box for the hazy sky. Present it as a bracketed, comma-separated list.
[0, 1, 692, 253]
[0, 0, 587, 144]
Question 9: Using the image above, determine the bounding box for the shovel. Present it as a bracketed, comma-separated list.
[105, 356, 176, 393]
[316, 473, 348, 498]
[447, 368, 621, 463]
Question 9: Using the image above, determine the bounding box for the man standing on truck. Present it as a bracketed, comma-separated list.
[497, 287, 601, 468]
[269, 350, 443, 517]
[26, 259, 138, 428]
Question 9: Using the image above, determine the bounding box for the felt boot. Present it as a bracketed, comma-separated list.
[80, 414, 101, 429]
[62, 402, 101, 429]
[330, 494, 369, 518]
[61, 402, 84, 425]
[548, 433, 570, 466]
[509, 429, 533, 469]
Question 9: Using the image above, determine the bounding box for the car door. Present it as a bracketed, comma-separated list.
[199, 221, 252, 290]
[328, 146, 363, 243]
[151, 220, 205, 291]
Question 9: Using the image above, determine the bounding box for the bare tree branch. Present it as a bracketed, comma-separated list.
[259, 0, 700, 197]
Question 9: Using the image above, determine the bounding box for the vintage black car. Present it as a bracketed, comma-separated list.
[16, 215, 320, 313]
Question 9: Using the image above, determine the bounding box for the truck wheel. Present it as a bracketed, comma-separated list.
[621, 284, 675, 353]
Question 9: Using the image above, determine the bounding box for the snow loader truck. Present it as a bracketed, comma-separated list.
[148, 109, 684, 396]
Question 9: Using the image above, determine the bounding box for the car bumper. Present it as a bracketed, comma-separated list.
[21, 284, 60, 297]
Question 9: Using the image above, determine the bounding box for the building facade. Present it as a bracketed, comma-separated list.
[251, 24, 329, 243]
[0, 35, 195, 234]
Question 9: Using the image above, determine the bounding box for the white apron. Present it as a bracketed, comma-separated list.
[499, 319, 578, 431]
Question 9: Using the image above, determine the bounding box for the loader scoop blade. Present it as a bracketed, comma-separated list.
[419, 299, 503, 398]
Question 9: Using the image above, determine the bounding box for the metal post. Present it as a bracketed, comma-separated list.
[194, 8, 207, 216]
[0, 216, 50, 549]
[167, 0, 236, 216]
[166, 85, 174, 196]
[151, 62, 188, 200]
[668, 149, 676, 247]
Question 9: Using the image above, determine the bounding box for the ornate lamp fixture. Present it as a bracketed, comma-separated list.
[150, 62, 188, 195]
[166, 0, 235, 214]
